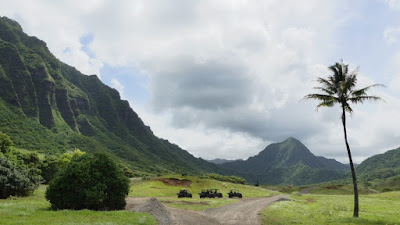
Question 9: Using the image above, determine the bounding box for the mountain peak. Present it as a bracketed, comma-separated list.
[221, 138, 347, 185]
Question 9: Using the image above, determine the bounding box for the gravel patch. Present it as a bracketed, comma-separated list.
[131, 198, 173, 225]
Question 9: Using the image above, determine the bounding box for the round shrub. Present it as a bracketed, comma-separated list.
[0, 155, 40, 199]
[45, 153, 130, 210]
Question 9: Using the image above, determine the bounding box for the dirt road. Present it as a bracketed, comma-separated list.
[127, 194, 289, 225]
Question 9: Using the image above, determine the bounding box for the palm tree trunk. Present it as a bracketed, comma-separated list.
[342, 105, 359, 217]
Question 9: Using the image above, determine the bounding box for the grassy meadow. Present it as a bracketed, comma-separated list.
[262, 191, 400, 225]
[3, 175, 400, 224]
[0, 186, 157, 225]
[129, 175, 279, 210]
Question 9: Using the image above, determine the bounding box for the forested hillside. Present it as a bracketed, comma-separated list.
[357, 146, 400, 181]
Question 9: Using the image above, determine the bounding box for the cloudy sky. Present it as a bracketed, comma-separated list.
[1, 0, 400, 163]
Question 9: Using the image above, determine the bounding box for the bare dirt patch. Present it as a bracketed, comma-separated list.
[306, 198, 315, 203]
[161, 200, 209, 205]
[127, 194, 289, 225]
[157, 178, 192, 187]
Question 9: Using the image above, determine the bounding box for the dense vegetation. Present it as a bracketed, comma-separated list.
[0, 16, 226, 176]
[200, 173, 246, 184]
[46, 153, 130, 210]
[0, 132, 41, 198]
[221, 137, 348, 185]
[356, 147, 400, 181]
[0, 154, 40, 198]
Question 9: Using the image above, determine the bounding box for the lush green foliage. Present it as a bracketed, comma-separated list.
[0, 131, 12, 153]
[0, 185, 157, 225]
[356, 147, 400, 182]
[0, 154, 41, 198]
[262, 192, 400, 224]
[39, 149, 85, 183]
[200, 173, 246, 184]
[45, 153, 130, 210]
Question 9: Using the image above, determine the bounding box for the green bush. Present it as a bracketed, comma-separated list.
[0, 131, 13, 154]
[0, 155, 41, 199]
[45, 153, 130, 210]
[201, 173, 247, 184]
[40, 149, 86, 184]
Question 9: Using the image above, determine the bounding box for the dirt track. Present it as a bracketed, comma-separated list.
[127, 194, 289, 225]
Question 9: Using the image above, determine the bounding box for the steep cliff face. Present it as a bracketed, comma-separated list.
[0, 16, 224, 175]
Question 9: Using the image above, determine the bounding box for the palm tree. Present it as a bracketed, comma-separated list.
[304, 61, 383, 217]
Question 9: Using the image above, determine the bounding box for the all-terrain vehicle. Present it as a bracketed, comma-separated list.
[177, 189, 192, 198]
[228, 189, 242, 198]
[199, 188, 211, 198]
[199, 188, 223, 198]
[210, 189, 223, 198]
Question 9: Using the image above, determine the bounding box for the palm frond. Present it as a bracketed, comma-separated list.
[303, 94, 339, 102]
[351, 84, 385, 97]
[348, 95, 383, 104]
[316, 101, 335, 110]
[304, 61, 384, 114]
[313, 87, 335, 95]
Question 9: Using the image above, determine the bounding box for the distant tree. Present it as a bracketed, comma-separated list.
[0, 131, 13, 154]
[40, 149, 86, 184]
[0, 155, 41, 199]
[304, 60, 383, 217]
[45, 153, 130, 210]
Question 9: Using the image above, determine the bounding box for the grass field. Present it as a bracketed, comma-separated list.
[129, 175, 279, 198]
[262, 191, 400, 225]
[0, 186, 157, 225]
[129, 175, 279, 210]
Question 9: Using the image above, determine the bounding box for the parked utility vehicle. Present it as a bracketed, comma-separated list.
[177, 189, 192, 198]
[228, 189, 242, 198]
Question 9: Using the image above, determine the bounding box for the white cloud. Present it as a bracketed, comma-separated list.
[1, 0, 399, 164]
[110, 79, 125, 98]
[384, 26, 400, 44]
[383, 0, 400, 10]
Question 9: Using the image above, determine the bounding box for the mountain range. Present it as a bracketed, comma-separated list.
[1, 16, 400, 186]
[219, 137, 349, 185]
[0, 16, 226, 175]
[356, 146, 400, 181]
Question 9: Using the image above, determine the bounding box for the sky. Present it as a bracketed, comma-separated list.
[1, 0, 400, 163]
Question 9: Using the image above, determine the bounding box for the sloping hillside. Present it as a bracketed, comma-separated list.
[221, 137, 348, 185]
[0, 16, 225, 175]
[357, 146, 400, 181]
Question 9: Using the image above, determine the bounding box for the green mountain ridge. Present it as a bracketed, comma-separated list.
[0, 16, 225, 175]
[356, 146, 400, 181]
[220, 137, 349, 185]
